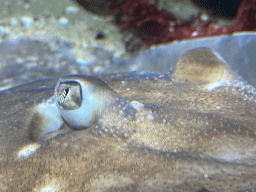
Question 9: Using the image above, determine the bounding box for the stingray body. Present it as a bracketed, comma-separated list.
[1, 48, 256, 191]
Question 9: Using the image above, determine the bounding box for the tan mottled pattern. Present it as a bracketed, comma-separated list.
[1, 48, 256, 191]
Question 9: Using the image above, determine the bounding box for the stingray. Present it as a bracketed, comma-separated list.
[1, 48, 256, 191]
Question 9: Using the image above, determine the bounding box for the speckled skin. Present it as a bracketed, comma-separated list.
[1, 49, 256, 191]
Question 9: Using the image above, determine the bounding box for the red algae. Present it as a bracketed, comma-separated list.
[107, 0, 256, 46]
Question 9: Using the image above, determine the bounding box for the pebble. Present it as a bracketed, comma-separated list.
[0, 26, 10, 34]
[93, 66, 105, 74]
[59, 17, 69, 26]
[66, 6, 79, 14]
[20, 16, 34, 28]
[10, 17, 19, 26]
[17, 143, 41, 158]
[76, 58, 89, 66]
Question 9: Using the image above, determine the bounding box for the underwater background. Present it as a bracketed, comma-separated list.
[0, 0, 255, 90]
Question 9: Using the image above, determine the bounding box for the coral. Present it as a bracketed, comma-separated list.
[107, 0, 256, 46]
[107, 0, 176, 45]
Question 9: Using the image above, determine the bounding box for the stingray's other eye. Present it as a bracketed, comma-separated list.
[55, 81, 82, 110]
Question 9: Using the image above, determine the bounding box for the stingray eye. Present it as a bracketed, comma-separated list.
[55, 81, 82, 110]
[54, 75, 118, 130]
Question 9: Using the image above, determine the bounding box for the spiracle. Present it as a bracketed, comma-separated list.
[55, 75, 118, 130]
[172, 47, 238, 90]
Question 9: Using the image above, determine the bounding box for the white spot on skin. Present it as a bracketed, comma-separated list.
[130, 101, 145, 110]
[121, 81, 128, 85]
[146, 114, 154, 121]
[17, 143, 40, 158]
[33, 178, 64, 192]
[39, 186, 55, 192]
[130, 101, 154, 121]
[204, 79, 232, 91]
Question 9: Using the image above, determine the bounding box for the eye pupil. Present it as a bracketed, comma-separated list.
[64, 88, 69, 98]
[59, 87, 69, 104]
